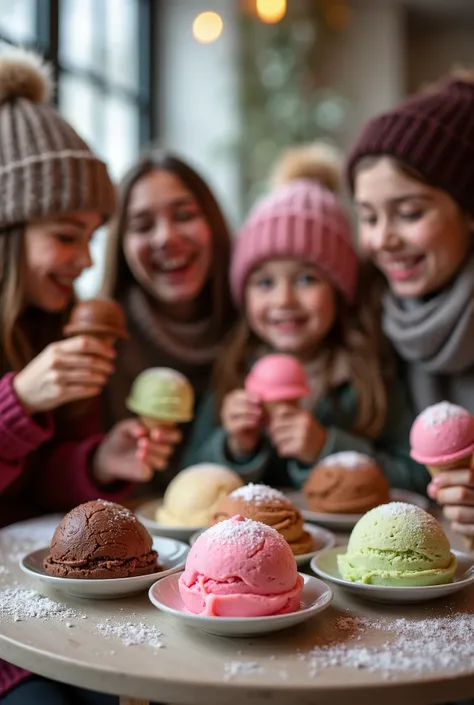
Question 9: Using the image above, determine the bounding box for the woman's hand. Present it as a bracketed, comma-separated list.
[13, 335, 116, 414]
[93, 419, 182, 485]
[268, 404, 327, 465]
[428, 469, 474, 537]
[221, 389, 262, 458]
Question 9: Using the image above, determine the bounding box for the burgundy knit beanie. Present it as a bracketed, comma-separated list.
[346, 77, 474, 216]
[230, 177, 358, 308]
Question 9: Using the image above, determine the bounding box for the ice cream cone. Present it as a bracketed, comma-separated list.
[426, 455, 472, 479]
[463, 536, 474, 552]
[140, 416, 177, 432]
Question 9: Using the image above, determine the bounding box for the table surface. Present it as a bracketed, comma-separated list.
[1, 507, 474, 705]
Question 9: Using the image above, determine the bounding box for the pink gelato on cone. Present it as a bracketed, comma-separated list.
[178, 515, 303, 617]
[410, 402, 474, 552]
[245, 354, 310, 415]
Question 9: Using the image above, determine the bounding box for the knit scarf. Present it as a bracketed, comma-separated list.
[382, 253, 474, 412]
[126, 285, 223, 366]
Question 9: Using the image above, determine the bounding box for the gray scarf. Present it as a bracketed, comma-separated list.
[382, 254, 474, 412]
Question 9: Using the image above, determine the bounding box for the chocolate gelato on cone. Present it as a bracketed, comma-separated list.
[44, 500, 158, 579]
[212, 483, 312, 555]
[64, 298, 128, 345]
[126, 368, 194, 431]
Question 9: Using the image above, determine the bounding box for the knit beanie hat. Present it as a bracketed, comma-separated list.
[0, 47, 116, 230]
[230, 143, 358, 307]
[346, 73, 474, 216]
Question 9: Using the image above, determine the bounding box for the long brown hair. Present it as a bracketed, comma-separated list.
[101, 146, 236, 335]
[0, 227, 70, 375]
[214, 258, 396, 439]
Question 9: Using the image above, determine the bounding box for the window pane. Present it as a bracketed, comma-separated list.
[59, 0, 96, 70]
[75, 226, 107, 299]
[103, 95, 139, 180]
[0, 0, 36, 43]
[103, 0, 139, 91]
[58, 72, 100, 154]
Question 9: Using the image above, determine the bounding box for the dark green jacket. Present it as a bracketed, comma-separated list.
[180, 377, 430, 495]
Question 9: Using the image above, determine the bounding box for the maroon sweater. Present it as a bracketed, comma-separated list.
[0, 372, 131, 695]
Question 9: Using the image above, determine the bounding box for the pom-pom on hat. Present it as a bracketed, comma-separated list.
[230, 142, 358, 308]
[0, 46, 116, 229]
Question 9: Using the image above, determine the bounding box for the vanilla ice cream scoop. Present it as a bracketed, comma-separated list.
[157, 464, 243, 527]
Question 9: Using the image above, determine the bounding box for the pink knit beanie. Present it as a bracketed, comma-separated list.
[230, 145, 358, 308]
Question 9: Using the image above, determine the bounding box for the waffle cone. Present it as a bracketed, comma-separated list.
[140, 416, 176, 431]
[463, 536, 474, 552]
[426, 455, 471, 479]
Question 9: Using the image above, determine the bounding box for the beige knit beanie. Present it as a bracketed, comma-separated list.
[0, 46, 116, 229]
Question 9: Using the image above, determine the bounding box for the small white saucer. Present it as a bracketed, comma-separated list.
[20, 537, 189, 600]
[135, 499, 206, 541]
[286, 489, 430, 531]
[189, 523, 336, 567]
[310, 546, 474, 604]
[149, 571, 332, 637]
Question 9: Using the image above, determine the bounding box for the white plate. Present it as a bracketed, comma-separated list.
[20, 537, 189, 599]
[135, 499, 206, 541]
[310, 546, 474, 604]
[285, 488, 430, 530]
[189, 523, 336, 567]
[149, 571, 332, 637]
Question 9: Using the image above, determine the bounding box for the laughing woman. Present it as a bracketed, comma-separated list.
[101, 148, 237, 489]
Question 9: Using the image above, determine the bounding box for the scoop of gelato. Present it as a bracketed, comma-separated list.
[303, 452, 390, 514]
[44, 500, 158, 579]
[157, 464, 243, 527]
[179, 515, 303, 617]
[338, 502, 456, 586]
[212, 483, 312, 555]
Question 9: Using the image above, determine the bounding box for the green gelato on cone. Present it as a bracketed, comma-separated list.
[126, 368, 194, 430]
[338, 502, 456, 587]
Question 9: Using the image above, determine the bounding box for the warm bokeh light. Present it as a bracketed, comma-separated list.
[192, 11, 223, 44]
[256, 0, 287, 24]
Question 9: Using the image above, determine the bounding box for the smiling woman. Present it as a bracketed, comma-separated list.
[100, 147, 237, 492]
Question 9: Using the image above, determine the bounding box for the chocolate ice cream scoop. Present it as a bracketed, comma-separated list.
[303, 451, 390, 514]
[44, 500, 158, 579]
[211, 483, 313, 556]
[63, 298, 128, 343]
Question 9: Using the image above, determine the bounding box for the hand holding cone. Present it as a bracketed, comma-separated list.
[410, 401, 474, 552]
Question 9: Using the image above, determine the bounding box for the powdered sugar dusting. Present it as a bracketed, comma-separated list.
[224, 661, 264, 681]
[96, 620, 164, 649]
[230, 483, 288, 504]
[320, 452, 373, 469]
[0, 515, 60, 563]
[375, 501, 432, 524]
[204, 516, 280, 549]
[0, 587, 83, 622]
[419, 401, 469, 428]
[303, 611, 474, 677]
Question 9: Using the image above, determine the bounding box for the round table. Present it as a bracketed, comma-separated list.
[1, 513, 474, 705]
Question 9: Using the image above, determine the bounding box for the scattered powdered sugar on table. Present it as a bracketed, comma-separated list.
[0, 587, 82, 622]
[1, 515, 60, 564]
[224, 661, 264, 681]
[230, 483, 287, 504]
[96, 619, 164, 649]
[419, 401, 468, 428]
[303, 612, 474, 678]
[320, 452, 372, 469]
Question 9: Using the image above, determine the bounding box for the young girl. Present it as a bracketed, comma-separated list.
[346, 69, 474, 542]
[181, 144, 427, 493]
[100, 147, 237, 492]
[0, 48, 172, 704]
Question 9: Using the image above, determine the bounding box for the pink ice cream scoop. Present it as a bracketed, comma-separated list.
[410, 401, 474, 465]
[178, 515, 303, 617]
[245, 354, 310, 403]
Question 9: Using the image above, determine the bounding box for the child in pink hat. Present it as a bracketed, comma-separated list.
[181, 143, 426, 492]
